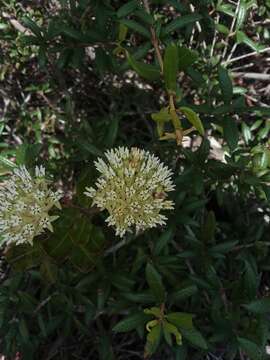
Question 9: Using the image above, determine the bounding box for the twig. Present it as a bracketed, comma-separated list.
[231, 72, 270, 81]
[239, 349, 245, 360]
[222, 0, 240, 60]
[2, 11, 29, 34]
[142, 0, 164, 73]
[232, 242, 270, 252]
[244, 94, 269, 107]
[33, 292, 59, 316]
[226, 42, 238, 63]
[104, 238, 128, 256]
[210, 14, 220, 57]
[231, 62, 254, 71]
[224, 47, 270, 65]
[190, 3, 207, 50]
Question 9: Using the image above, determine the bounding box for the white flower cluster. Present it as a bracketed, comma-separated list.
[0, 165, 62, 247]
[84, 147, 175, 237]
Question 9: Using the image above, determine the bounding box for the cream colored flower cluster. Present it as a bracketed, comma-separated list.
[84, 147, 175, 237]
[0, 166, 62, 246]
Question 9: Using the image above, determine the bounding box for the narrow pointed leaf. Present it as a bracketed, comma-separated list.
[113, 313, 148, 332]
[178, 46, 198, 71]
[162, 14, 203, 35]
[218, 66, 233, 104]
[223, 116, 239, 151]
[117, 0, 138, 18]
[127, 52, 160, 81]
[120, 19, 151, 38]
[179, 107, 205, 135]
[146, 263, 165, 303]
[164, 43, 179, 93]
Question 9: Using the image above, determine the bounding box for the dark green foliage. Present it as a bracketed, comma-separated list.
[0, 0, 270, 359]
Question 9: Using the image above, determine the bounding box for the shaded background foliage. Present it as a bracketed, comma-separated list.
[0, 0, 270, 359]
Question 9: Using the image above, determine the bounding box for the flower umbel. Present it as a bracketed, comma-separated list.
[0, 165, 62, 246]
[84, 147, 175, 237]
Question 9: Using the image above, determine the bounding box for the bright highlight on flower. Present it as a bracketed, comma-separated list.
[84, 147, 175, 237]
[0, 165, 62, 247]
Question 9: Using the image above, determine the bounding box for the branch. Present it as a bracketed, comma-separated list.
[142, 0, 164, 73]
[2, 11, 29, 34]
[223, 47, 270, 65]
[231, 72, 270, 81]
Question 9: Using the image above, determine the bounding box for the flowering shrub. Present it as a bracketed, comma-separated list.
[0, 1, 270, 359]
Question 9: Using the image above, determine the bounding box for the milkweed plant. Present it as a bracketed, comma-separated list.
[1, 1, 270, 359]
[0, 148, 175, 246]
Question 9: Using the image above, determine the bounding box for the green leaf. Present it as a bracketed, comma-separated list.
[216, 23, 230, 35]
[238, 337, 263, 360]
[22, 17, 43, 38]
[20, 35, 41, 46]
[103, 117, 119, 147]
[145, 263, 165, 303]
[201, 211, 216, 243]
[170, 285, 198, 302]
[126, 52, 160, 81]
[181, 328, 208, 350]
[209, 241, 238, 255]
[218, 66, 233, 104]
[117, 0, 138, 18]
[217, 4, 234, 16]
[119, 42, 152, 72]
[243, 298, 270, 314]
[0, 155, 16, 170]
[242, 122, 252, 144]
[69, 221, 106, 272]
[223, 116, 239, 151]
[151, 107, 171, 122]
[43, 209, 106, 272]
[134, 9, 154, 25]
[144, 307, 161, 318]
[179, 107, 204, 135]
[38, 314, 47, 338]
[60, 27, 86, 41]
[236, 31, 264, 52]
[113, 313, 148, 333]
[144, 323, 162, 356]
[154, 226, 174, 255]
[164, 43, 179, 93]
[118, 23, 128, 42]
[120, 19, 151, 38]
[236, 1, 247, 30]
[122, 291, 156, 303]
[178, 46, 198, 71]
[166, 312, 194, 330]
[163, 320, 182, 345]
[79, 141, 103, 157]
[244, 261, 258, 300]
[40, 258, 58, 284]
[98, 334, 115, 360]
[166, 312, 193, 330]
[186, 67, 205, 86]
[16, 143, 42, 167]
[19, 318, 29, 342]
[162, 14, 203, 35]
[38, 47, 47, 67]
[151, 107, 171, 137]
[5, 242, 43, 271]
